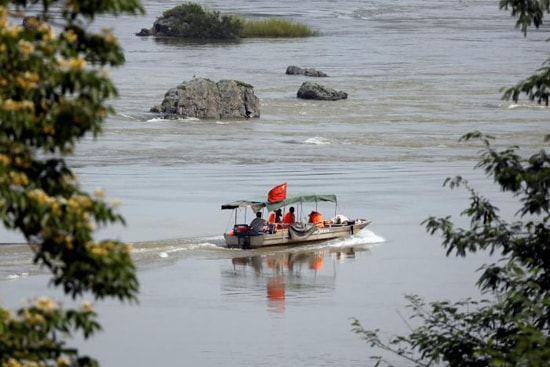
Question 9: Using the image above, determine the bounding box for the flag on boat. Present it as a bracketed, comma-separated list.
[268, 182, 287, 203]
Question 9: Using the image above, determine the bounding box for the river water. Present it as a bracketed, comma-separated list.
[1, 0, 548, 366]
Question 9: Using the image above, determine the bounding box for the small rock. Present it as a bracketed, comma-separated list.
[286, 65, 328, 77]
[297, 82, 347, 101]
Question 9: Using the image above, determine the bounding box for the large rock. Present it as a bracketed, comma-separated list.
[150, 78, 260, 119]
[286, 65, 328, 77]
[136, 4, 241, 39]
[296, 82, 347, 101]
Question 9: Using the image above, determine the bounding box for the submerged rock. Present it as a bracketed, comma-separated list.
[286, 65, 328, 77]
[150, 78, 260, 119]
[296, 82, 347, 101]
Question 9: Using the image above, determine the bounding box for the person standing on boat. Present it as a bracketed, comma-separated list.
[283, 207, 295, 225]
[249, 212, 267, 233]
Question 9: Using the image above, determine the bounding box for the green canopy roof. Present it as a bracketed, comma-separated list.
[221, 193, 337, 213]
[265, 193, 337, 211]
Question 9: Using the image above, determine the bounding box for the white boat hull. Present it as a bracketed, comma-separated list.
[224, 219, 370, 249]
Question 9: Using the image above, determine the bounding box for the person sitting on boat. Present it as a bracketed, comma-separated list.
[308, 210, 325, 229]
[249, 211, 267, 234]
[283, 207, 295, 225]
[268, 209, 282, 224]
[268, 208, 283, 231]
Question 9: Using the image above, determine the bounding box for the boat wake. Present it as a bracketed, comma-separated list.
[0, 230, 386, 280]
[329, 228, 386, 248]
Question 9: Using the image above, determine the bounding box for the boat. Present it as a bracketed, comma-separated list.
[221, 192, 370, 249]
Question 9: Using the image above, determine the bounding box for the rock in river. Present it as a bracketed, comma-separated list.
[286, 65, 328, 77]
[150, 78, 260, 119]
[296, 81, 348, 101]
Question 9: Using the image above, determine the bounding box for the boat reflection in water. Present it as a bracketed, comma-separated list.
[221, 247, 358, 313]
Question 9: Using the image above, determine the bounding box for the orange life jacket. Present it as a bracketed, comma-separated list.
[283, 212, 294, 224]
[309, 212, 324, 228]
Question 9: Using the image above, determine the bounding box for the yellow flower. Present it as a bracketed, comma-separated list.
[90, 246, 107, 256]
[16, 71, 40, 91]
[3, 25, 22, 37]
[42, 126, 55, 135]
[9, 172, 29, 186]
[101, 27, 118, 45]
[23, 309, 45, 324]
[2, 358, 22, 367]
[52, 201, 62, 216]
[80, 301, 94, 312]
[94, 187, 105, 199]
[63, 29, 78, 43]
[69, 57, 86, 69]
[0, 154, 10, 166]
[2, 99, 34, 112]
[58, 57, 86, 70]
[110, 198, 122, 208]
[55, 357, 70, 367]
[17, 40, 34, 57]
[87, 220, 96, 231]
[22, 361, 42, 367]
[39, 23, 56, 41]
[34, 296, 57, 311]
[23, 16, 41, 29]
[14, 156, 31, 168]
[28, 189, 49, 204]
[102, 241, 115, 251]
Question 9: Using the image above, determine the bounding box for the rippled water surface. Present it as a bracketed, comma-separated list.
[1, 1, 548, 366]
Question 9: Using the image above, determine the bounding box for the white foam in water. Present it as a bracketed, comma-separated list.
[329, 229, 386, 248]
[145, 117, 166, 122]
[506, 103, 549, 110]
[6, 272, 29, 280]
[146, 116, 201, 123]
[304, 137, 330, 145]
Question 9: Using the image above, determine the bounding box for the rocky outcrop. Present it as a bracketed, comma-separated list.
[150, 78, 260, 119]
[296, 82, 347, 101]
[286, 65, 328, 77]
[136, 4, 241, 39]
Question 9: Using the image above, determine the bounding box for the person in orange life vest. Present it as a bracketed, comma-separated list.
[268, 209, 282, 224]
[283, 206, 295, 224]
[268, 208, 283, 230]
[308, 210, 324, 228]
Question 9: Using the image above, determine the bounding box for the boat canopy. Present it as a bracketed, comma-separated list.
[221, 200, 265, 213]
[221, 193, 337, 213]
[266, 193, 337, 211]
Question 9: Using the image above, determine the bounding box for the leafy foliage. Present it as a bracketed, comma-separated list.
[353, 132, 550, 366]
[0, 0, 143, 365]
[500, 0, 550, 105]
[353, 3, 550, 365]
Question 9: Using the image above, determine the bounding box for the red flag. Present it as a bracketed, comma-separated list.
[268, 182, 287, 203]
